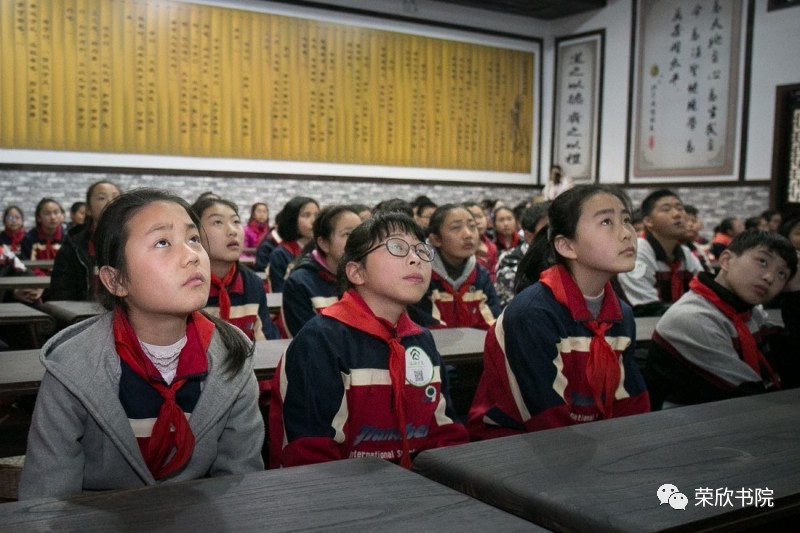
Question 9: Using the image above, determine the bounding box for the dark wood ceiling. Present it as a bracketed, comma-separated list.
[425, 0, 607, 20]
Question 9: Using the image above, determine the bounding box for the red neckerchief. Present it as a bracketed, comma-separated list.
[539, 265, 622, 418]
[3, 228, 24, 252]
[496, 231, 520, 251]
[36, 225, 63, 258]
[279, 240, 303, 257]
[432, 268, 478, 326]
[712, 232, 733, 247]
[248, 220, 268, 240]
[113, 309, 213, 479]
[689, 276, 780, 388]
[322, 289, 423, 468]
[209, 263, 243, 321]
[665, 260, 685, 302]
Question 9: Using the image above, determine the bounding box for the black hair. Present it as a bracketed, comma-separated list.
[195, 191, 220, 203]
[275, 196, 319, 242]
[410, 195, 434, 209]
[336, 211, 425, 293]
[427, 203, 474, 239]
[519, 202, 550, 233]
[70, 201, 86, 215]
[414, 199, 437, 216]
[373, 198, 414, 218]
[684, 205, 699, 216]
[745, 216, 764, 230]
[85, 179, 123, 227]
[191, 196, 240, 220]
[641, 189, 681, 217]
[714, 217, 739, 234]
[248, 202, 269, 223]
[514, 184, 633, 291]
[727, 229, 797, 279]
[779, 216, 800, 245]
[350, 203, 371, 215]
[313, 204, 359, 244]
[2, 205, 24, 225]
[94, 188, 252, 375]
[34, 198, 64, 228]
[761, 209, 781, 221]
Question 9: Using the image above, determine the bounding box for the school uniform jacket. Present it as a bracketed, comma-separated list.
[48, 224, 95, 301]
[410, 255, 500, 330]
[281, 252, 338, 337]
[270, 312, 469, 468]
[467, 274, 650, 440]
[646, 273, 778, 408]
[617, 231, 702, 314]
[20, 226, 63, 261]
[267, 241, 302, 293]
[203, 264, 280, 340]
[18, 312, 265, 500]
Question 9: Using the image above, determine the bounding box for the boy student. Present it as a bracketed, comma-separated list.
[645, 230, 797, 409]
[617, 189, 702, 316]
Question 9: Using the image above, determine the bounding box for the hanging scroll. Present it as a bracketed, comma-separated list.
[552, 30, 603, 182]
[628, 0, 748, 182]
[0, 0, 538, 178]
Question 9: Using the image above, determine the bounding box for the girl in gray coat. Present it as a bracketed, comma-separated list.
[20, 189, 265, 500]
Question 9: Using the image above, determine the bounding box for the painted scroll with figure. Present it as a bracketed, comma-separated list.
[0, 0, 536, 174]
[631, 0, 744, 179]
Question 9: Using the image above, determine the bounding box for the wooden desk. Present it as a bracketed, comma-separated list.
[22, 259, 54, 270]
[0, 276, 50, 291]
[0, 458, 541, 531]
[0, 349, 41, 396]
[39, 300, 105, 326]
[0, 303, 55, 348]
[414, 389, 800, 531]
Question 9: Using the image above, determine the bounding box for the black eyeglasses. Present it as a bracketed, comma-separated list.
[359, 237, 435, 262]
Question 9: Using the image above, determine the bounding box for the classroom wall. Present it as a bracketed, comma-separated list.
[0, 0, 794, 231]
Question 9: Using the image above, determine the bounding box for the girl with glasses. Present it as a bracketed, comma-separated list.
[409, 204, 500, 330]
[468, 185, 650, 440]
[270, 212, 468, 468]
[1, 205, 26, 254]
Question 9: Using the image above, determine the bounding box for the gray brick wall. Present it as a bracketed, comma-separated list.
[0, 169, 768, 241]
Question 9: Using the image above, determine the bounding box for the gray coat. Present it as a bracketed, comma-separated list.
[19, 312, 265, 500]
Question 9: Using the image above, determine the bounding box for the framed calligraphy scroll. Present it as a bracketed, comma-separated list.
[552, 30, 603, 182]
[627, 0, 751, 183]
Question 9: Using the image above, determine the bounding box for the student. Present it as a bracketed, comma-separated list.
[410, 204, 500, 330]
[267, 196, 319, 292]
[49, 180, 122, 301]
[745, 216, 769, 231]
[19, 189, 264, 500]
[492, 206, 520, 252]
[617, 189, 702, 316]
[779, 216, 800, 252]
[20, 198, 65, 262]
[710, 217, 745, 258]
[351, 203, 372, 221]
[67, 201, 87, 230]
[193, 196, 280, 341]
[243, 202, 270, 250]
[1, 205, 26, 254]
[464, 200, 498, 282]
[683, 205, 714, 274]
[495, 203, 549, 309]
[281, 205, 361, 337]
[467, 185, 650, 440]
[762, 209, 783, 232]
[646, 230, 797, 409]
[412, 198, 437, 233]
[270, 212, 468, 468]
[0, 245, 42, 305]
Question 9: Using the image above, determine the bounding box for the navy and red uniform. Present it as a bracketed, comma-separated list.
[410, 255, 499, 330]
[468, 265, 650, 440]
[281, 251, 338, 338]
[20, 225, 64, 263]
[270, 290, 468, 468]
[267, 241, 302, 293]
[0, 228, 25, 255]
[203, 264, 280, 340]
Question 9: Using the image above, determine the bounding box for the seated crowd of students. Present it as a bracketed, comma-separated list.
[2, 180, 799, 501]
